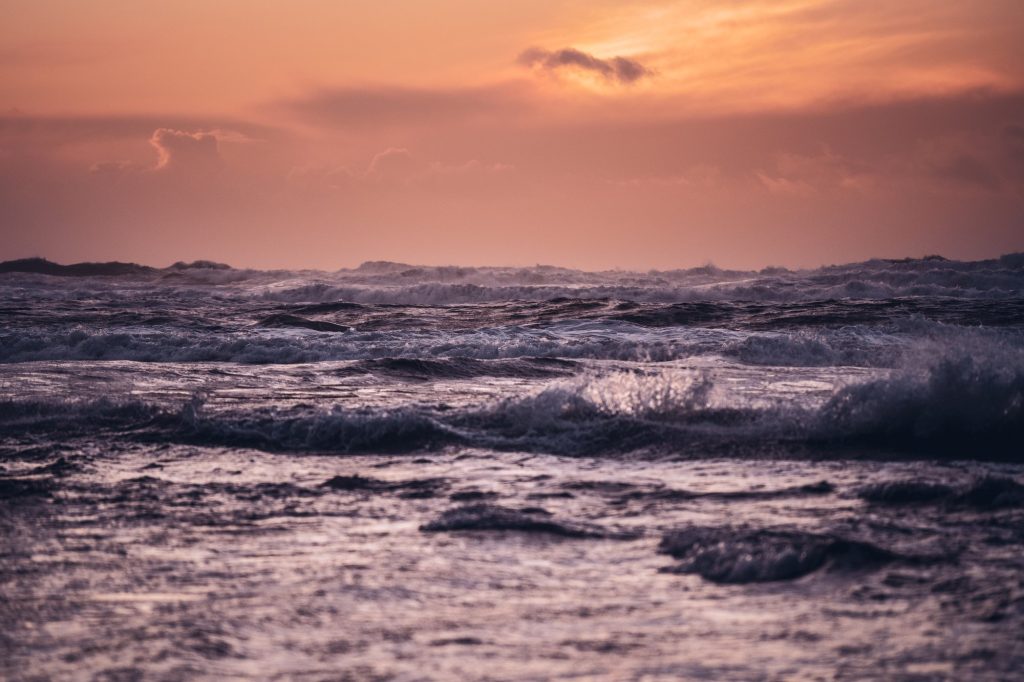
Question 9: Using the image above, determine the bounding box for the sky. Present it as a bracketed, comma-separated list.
[1, 0, 1022, 270]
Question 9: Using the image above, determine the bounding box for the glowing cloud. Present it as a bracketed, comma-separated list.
[149, 129, 222, 174]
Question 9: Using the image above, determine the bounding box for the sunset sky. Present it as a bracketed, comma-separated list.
[2, 0, 1022, 270]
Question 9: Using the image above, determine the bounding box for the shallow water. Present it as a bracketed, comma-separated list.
[2, 256, 1023, 680]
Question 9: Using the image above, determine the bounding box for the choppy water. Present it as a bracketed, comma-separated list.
[2, 255, 1023, 680]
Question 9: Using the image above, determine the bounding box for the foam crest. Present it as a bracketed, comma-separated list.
[816, 348, 1024, 454]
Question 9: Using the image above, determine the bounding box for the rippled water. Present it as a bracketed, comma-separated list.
[2, 256, 1023, 680]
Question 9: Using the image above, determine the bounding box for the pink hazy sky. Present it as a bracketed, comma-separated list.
[1, 0, 1022, 270]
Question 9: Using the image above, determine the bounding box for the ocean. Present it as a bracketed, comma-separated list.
[2, 254, 1023, 680]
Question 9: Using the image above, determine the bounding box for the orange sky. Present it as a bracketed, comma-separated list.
[1, 0, 1022, 269]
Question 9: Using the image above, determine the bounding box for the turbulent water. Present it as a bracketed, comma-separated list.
[2, 255, 1023, 680]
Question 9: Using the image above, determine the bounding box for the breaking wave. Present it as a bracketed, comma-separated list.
[817, 351, 1024, 454]
[3, 344, 1020, 459]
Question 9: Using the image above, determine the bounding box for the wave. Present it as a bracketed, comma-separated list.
[610, 299, 1024, 329]
[4, 253, 1022, 303]
[0, 395, 457, 454]
[255, 313, 349, 332]
[256, 281, 1024, 306]
[857, 476, 1024, 508]
[657, 526, 905, 583]
[3, 345, 1020, 459]
[266, 253, 1024, 303]
[0, 397, 163, 434]
[816, 352, 1024, 454]
[0, 257, 156, 278]
[0, 323, 745, 364]
[175, 400, 459, 454]
[420, 503, 637, 539]
[322, 474, 448, 498]
[442, 344, 1024, 457]
[332, 357, 579, 381]
[0, 327, 700, 364]
[3, 318, 1017, 368]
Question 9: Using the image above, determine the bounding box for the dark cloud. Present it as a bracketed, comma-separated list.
[929, 153, 1002, 191]
[279, 84, 524, 128]
[517, 47, 651, 84]
[1005, 124, 1024, 166]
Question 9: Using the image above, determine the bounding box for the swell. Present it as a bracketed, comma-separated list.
[2, 319, 1018, 368]
[657, 526, 904, 583]
[332, 357, 579, 381]
[608, 299, 1024, 329]
[261, 298, 1024, 332]
[0, 327, 705, 364]
[257, 281, 1024, 306]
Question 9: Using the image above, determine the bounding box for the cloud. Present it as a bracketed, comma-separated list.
[366, 148, 513, 186]
[3, 89, 1023, 270]
[83, 128, 233, 181]
[278, 84, 525, 128]
[427, 159, 514, 176]
[612, 165, 721, 189]
[517, 47, 651, 84]
[0, 115, 277, 146]
[1005, 124, 1024, 166]
[912, 131, 1019, 192]
[149, 128, 223, 174]
[366, 147, 424, 182]
[757, 150, 871, 195]
[551, 1, 1021, 110]
[289, 149, 513, 192]
[89, 160, 146, 177]
[927, 153, 1002, 191]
